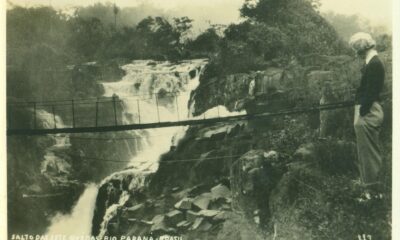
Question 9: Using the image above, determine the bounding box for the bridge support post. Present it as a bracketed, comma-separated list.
[95, 99, 99, 127]
[175, 95, 180, 121]
[72, 99, 75, 128]
[33, 102, 37, 129]
[52, 105, 57, 129]
[155, 94, 160, 122]
[137, 99, 141, 124]
[113, 96, 118, 126]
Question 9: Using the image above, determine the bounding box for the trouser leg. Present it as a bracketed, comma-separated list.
[354, 103, 384, 186]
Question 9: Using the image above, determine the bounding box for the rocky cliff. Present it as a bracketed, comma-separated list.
[91, 52, 392, 239]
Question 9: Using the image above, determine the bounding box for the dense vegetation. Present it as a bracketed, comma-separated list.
[7, 0, 392, 101]
[7, 5, 195, 101]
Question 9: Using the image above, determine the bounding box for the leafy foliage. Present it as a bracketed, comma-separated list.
[198, 0, 348, 77]
[7, 5, 195, 100]
[187, 28, 221, 55]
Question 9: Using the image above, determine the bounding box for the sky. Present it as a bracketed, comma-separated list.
[7, 0, 393, 30]
[319, 0, 392, 29]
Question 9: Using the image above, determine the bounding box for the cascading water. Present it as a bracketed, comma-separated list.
[44, 59, 206, 236]
[44, 59, 245, 237]
[101, 59, 208, 172]
[95, 59, 209, 238]
[46, 184, 98, 235]
[34, 110, 97, 235]
[37, 110, 72, 187]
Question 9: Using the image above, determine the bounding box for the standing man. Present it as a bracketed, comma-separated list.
[349, 32, 385, 195]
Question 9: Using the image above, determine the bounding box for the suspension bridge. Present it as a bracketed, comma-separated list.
[6, 86, 360, 136]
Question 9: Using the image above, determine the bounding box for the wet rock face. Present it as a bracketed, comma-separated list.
[91, 171, 148, 236]
[92, 180, 122, 236]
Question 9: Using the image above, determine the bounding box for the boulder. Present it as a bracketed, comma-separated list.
[198, 220, 213, 232]
[165, 210, 185, 226]
[198, 210, 221, 218]
[211, 184, 231, 200]
[123, 203, 145, 218]
[193, 193, 212, 210]
[176, 220, 191, 230]
[209, 198, 229, 210]
[213, 211, 228, 222]
[190, 217, 205, 230]
[190, 217, 213, 232]
[187, 184, 209, 197]
[186, 210, 199, 223]
[174, 198, 193, 210]
[150, 215, 168, 233]
[127, 218, 152, 226]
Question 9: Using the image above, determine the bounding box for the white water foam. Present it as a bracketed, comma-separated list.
[46, 184, 98, 235]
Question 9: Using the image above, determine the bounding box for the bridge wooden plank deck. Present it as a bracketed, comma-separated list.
[7, 101, 354, 136]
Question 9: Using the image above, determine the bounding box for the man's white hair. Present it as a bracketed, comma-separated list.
[349, 32, 376, 53]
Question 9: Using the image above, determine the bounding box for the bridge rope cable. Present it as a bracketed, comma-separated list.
[65, 132, 183, 141]
[6, 87, 391, 136]
[70, 154, 245, 164]
[2, 98, 371, 134]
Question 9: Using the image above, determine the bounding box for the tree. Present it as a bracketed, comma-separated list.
[7, 6, 72, 99]
[173, 16, 193, 44]
[68, 17, 109, 60]
[189, 27, 221, 54]
[239, 0, 345, 57]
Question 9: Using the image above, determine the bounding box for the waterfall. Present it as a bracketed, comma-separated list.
[46, 184, 98, 235]
[45, 59, 207, 236]
[38, 109, 73, 186]
[101, 59, 208, 172]
[35, 110, 100, 235]
[43, 59, 248, 237]
[94, 60, 208, 238]
[44, 59, 246, 236]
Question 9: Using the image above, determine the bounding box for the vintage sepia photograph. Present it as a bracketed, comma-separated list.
[2, 0, 397, 239]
